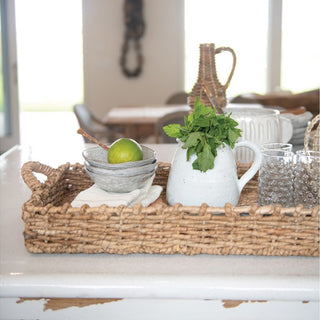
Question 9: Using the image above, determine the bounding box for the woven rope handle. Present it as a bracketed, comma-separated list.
[215, 46, 237, 90]
[304, 114, 320, 154]
[21, 161, 61, 192]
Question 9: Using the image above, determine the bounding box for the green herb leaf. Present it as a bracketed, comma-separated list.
[193, 116, 210, 128]
[163, 124, 182, 138]
[163, 98, 242, 172]
[182, 132, 202, 148]
[186, 146, 196, 160]
[228, 128, 240, 148]
[196, 143, 215, 172]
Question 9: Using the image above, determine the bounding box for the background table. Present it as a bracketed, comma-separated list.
[103, 104, 191, 142]
[0, 144, 319, 319]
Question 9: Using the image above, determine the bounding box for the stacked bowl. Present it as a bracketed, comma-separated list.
[82, 145, 157, 193]
[280, 111, 314, 152]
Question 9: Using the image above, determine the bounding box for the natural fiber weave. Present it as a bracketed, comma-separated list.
[21, 161, 319, 256]
[188, 43, 236, 109]
[304, 114, 320, 153]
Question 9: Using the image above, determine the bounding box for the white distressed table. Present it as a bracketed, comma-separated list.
[0, 144, 319, 320]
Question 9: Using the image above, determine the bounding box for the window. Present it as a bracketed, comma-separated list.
[0, 0, 20, 152]
[281, 0, 320, 92]
[15, 0, 83, 111]
[0, 0, 7, 137]
[184, 0, 320, 98]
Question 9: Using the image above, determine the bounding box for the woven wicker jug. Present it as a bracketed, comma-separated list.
[188, 43, 236, 110]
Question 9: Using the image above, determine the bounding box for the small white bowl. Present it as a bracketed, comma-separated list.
[83, 145, 156, 169]
[85, 167, 155, 193]
[85, 160, 157, 176]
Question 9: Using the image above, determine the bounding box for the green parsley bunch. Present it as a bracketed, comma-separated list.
[163, 98, 241, 172]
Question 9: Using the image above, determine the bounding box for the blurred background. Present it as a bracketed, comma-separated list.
[0, 0, 319, 153]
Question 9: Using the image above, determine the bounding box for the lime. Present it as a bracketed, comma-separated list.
[108, 138, 143, 164]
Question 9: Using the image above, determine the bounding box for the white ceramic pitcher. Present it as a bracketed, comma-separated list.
[166, 140, 262, 207]
[224, 107, 293, 163]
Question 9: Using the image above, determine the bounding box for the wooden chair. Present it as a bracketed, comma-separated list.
[155, 110, 189, 143]
[230, 89, 319, 116]
[165, 91, 189, 105]
[73, 104, 109, 143]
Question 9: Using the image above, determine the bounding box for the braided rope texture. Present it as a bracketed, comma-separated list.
[189, 43, 236, 109]
[21, 162, 319, 256]
[304, 114, 320, 153]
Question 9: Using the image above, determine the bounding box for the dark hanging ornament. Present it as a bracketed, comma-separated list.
[120, 0, 145, 78]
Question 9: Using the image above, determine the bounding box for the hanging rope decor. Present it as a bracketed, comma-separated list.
[120, 0, 145, 78]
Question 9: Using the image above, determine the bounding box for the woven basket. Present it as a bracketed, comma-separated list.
[21, 161, 319, 256]
[304, 114, 320, 152]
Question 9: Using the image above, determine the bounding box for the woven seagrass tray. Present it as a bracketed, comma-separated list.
[21, 161, 319, 256]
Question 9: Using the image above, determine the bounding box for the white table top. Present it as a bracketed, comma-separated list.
[0, 144, 319, 300]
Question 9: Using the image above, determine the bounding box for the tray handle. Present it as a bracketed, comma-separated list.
[21, 161, 66, 192]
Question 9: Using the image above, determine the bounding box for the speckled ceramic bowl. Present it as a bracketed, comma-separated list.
[85, 167, 156, 193]
[84, 160, 157, 176]
[82, 145, 156, 169]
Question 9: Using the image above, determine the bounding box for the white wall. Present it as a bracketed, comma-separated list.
[82, 0, 185, 117]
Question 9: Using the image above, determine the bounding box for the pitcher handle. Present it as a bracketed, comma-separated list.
[215, 46, 237, 90]
[235, 140, 262, 193]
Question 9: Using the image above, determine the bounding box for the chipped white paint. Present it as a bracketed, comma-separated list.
[0, 298, 318, 320]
